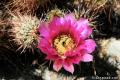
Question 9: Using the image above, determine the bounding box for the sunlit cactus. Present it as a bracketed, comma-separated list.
[9, 13, 40, 53]
[46, 8, 64, 21]
[98, 38, 120, 70]
[113, 0, 120, 15]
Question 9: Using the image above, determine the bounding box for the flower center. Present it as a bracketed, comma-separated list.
[53, 34, 75, 56]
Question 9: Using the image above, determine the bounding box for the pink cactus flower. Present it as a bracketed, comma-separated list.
[38, 14, 96, 74]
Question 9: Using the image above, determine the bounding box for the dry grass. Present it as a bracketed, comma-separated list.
[7, 0, 51, 14]
[73, 0, 109, 20]
[0, 19, 4, 26]
[0, 19, 6, 40]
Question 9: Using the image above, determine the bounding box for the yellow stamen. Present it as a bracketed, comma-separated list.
[53, 34, 75, 56]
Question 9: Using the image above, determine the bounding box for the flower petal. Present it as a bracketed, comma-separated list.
[38, 14, 96, 74]
[49, 17, 63, 31]
[80, 26, 92, 39]
[46, 55, 59, 60]
[63, 62, 74, 74]
[38, 38, 50, 55]
[64, 13, 76, 24]
[39, 22, 50, 39]
[64, 52, 80, 64]
[81, 53, 93, 62]
[61, 14, 76, 33]
[82, 39, 96, 53]
[68, 49, 86, 64]
[49, 17, 68, 39]
[72, 54, 82, 64]
[75, 18, 89, 30]
[65, 55, 81, 64]
[74, 18, 92, 39]
[38, 38, 57, 55]
[65, 51, 76, 57]
[53, 59, 63, 72]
